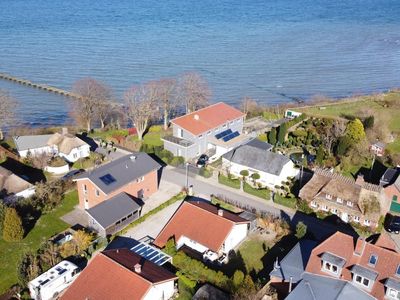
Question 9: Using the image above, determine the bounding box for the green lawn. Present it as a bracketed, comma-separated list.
[88, 129, 129, 140]
[273, 194, 297, 209]
[238, 237, 270, 274]
[387, 138, 400, 153]
[142, 132, 163, 147]
[218, 174, 241, 189]
[243, 182, 270, 200]
[0, 190, 78, 293]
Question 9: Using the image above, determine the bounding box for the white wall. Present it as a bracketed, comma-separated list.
[223, 223, 248, 252]
[45, 164, 70, 175]
[18, 145, 56, 158]
[176, 236, 209, 254]
[144, 280, 176, 300]
[60, 144, 90, 163]
[223, 158, 299, 189]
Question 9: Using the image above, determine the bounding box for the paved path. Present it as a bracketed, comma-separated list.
[161, 166, 357, 241]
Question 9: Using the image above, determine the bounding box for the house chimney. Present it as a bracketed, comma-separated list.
[130, 155, 136, 162]
[62, 127, 68, 135]
[274, 257, 280, 270]
[355, 174, 365, 186]
[288, 276, 293, 293]
[134, 263, 142, 273]
[354, 238, 366, 256]
[194, 114, 199, 120]
[218, 209, 223, 217]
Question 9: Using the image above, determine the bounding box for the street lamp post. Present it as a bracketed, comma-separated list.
[185, 162, 189, 190]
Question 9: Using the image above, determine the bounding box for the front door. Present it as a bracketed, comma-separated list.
[84, 198, 89, 209]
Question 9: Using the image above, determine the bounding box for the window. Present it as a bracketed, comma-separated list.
[311, 201, 318, 208]
[199, 134, 203, 138]
[83, 184, 87, 194]
[354, 274, 370, 288]
[394, 195, 399, 202]
[387, 288, 400, 299]
[364, 219, 371, 226]
[323, 261, 338, 274]
[236, 119, 240, 123]
[116, 220, 121, 225]
[337, 197, 343, 204]
[396, 265, 400, 277]
[353, 215, 360, 223]
[368, 254, 378, 266]
[99, 174, 116, 185]
[223, 124, 227, 128]
[95, 189, 100, 197]
[322, 205, 329, 212]
[331, 208, 338, 214]
[136, 176, 144, 183]
[326, 194, 332, 200]
[230, 121, 234, 125]
[178, 128, 183, 138]
[73, 153, 78, 159]
[127, 213, 132, 218]
[347, 201, 353, 207]
[207, 131, 211, 135]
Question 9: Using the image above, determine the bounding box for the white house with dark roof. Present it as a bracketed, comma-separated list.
[13, 129, 90, 163]
[0, 165, 35, 200]
[222, 139, 299, 189]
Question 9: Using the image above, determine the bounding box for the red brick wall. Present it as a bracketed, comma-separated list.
[385, 185, 400, 203]
[76, 170, 158, 209]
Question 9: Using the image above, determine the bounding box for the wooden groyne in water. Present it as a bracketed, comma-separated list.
[0, 72, 80, 98]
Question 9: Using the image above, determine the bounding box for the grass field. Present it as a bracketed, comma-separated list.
[243, 182, 270, 200]
[218, 174, 241, 189]
[0, 190, 78, 293]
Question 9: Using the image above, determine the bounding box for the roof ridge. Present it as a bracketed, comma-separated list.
[171, 102, 224, 122]
[186, 201, 238, 225]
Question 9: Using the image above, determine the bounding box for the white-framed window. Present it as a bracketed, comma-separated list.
[353, 215, 360, 222]
[73, 153, 78, 159]
[95, 189, 100, 197]
[368, 254, 378, 267]
[331, 208, 338, 214]
[83, 184, 87, 194]
[136, 176, 144, 183]
[364, 219, 371, 226]
[323, 261, 339, 274]
[229, 121, 234, 125]
[354, 274, 370, 288]
[322, 205, 329, 212]
[347, 201, 353, 207]
[311, 201, 318, 208]
[199, 134, 203, 138]
[326, 194, 332, 200]
[337, 197, 343, 204]
[236, 119, 240, 123]
[222, 124, 227, 128]
[207, 131, 211, 135]
[178, 128, 183, 138]
[387, 288, 400, 299]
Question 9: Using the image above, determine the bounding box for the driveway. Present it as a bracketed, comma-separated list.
[122, 200, 183, 240]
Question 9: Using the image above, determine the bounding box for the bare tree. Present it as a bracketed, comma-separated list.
[157, 78, 177, 130]
[321, 120, 346, 155]
[177, 72, 211, 113]
[125, 82, 159, 140]
[0, 90, 17, 140]
[71, 78, 112, 131]
[241, 96, 258, 117]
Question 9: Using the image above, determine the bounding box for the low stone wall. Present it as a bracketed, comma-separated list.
[45, 164, 69, 175]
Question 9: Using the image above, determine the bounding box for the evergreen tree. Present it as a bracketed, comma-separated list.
[0, 201, 6, 236]
[277, 123, 287, 145]
[232, 270, 244, 289]
[316, 145, 325, 165]
[3, 207, 24, 241]
[18, 252, 41, 287]
[268, 127, 277, 145]
[345, 118, 366, 144]
[336, 136, 352, 156]
[295, 221, 307, 239]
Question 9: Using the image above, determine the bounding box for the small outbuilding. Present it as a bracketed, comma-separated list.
[86, 192, 144, 237]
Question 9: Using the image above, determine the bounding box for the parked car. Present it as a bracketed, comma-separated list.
[196, 154, 209, 168]
[386, 215, 400, 234]
[62, 169, 84, 181]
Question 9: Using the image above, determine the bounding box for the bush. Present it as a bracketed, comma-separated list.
[0, 202, 5, 236]
[148, 125, 162, 133]
[48, 157, 67, 167]
[268, 127, 277, 145]
[297, 199, 314, 214]
[170, 156, 184, 167]
[3, 207, 24, 241]
[258, 133, 268, 142]
[232, 270, 245, 289]
[199, 167, 212, 178]
[160, 149, 173, 160]
[295, 221, 307, 239]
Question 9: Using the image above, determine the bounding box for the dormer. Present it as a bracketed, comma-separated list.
[385, 278, 400, 299]
[351, 264, 378, 291]
[320, 252, 346, 277]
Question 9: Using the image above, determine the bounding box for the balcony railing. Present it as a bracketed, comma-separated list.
[162, 135, 194, 147]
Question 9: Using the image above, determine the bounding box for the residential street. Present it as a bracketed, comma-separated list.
[161, 166, 358, 241]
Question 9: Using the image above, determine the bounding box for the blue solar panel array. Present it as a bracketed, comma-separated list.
[99, 174, 116, 185]
[215, 129, 232, 139]
[130, 240, 171, 266]
[222, 131, 240, 142]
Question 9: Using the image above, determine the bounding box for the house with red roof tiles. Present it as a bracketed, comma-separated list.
[162, 102, 249, 160]
[153, 200, 250, 263]
[60, 249, 177, 300]
[270, 231, 400, 300]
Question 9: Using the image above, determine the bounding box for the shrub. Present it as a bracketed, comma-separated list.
[292, 130, 307, 138]
[258, 133, 268, 142]
[277, 123, 287, 144]
[170, 156, 184, 167]
[160, 149, 173, 161]
[199, 167, 212, 178]
[268, 127, 277, 145]
[18, 253, 41, 287]
[0, 201, 5, 235]
[3, 207, 24, 241]
[297, 199, 314, 214]
[232, 270, 245, 289]
[148, 125, 162, 133]
[48, 157, 67, 167]
[295, 221, 307, 239]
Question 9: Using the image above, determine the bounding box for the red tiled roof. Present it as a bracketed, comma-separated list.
[171, 102, 245, 136]
[61, 249, 176, 300]
[305, 231, 400, 300]
[153, 201, 249, 252]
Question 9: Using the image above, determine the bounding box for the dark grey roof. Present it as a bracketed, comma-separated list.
[76, 153, 161, 194]
[13, 134, 53, 151]
[285, 273, 376, 300]
[239, 211, 257, 221]
[246, 138, 273, 151]
[386, 278, 400, 291]
[192, 284, 229, 300]
[86, 192, 143, 229]
[222, 139, 291, 176]
[270, 240, 317, 283]
[380, 168, 399, 186]
[351, 265, 378, 281]
[321, 252, 346, 268]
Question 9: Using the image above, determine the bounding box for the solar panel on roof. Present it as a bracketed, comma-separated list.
[215, 129, 232, 139]
[222, 131, 240, 142]
[130, 240, 172, 266]
[99, 174, 116, 185]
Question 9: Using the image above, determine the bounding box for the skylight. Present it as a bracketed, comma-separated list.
[99, 174, 116, 185]
[396, 265, 400, 277]
[369, 254, 378, 266]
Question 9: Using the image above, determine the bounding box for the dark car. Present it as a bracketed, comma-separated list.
[386, 215, 400, 234]
[196, 154, 209, 168]
[62, 169, 85, 181]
